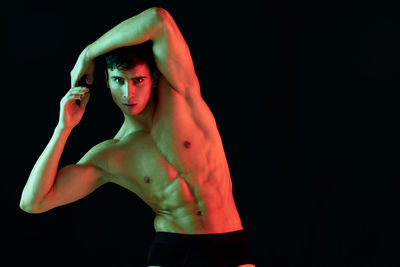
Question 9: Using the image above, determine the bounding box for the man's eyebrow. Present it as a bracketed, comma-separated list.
[110, 75, 147, 80]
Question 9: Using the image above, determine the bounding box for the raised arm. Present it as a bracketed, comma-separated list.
[19, 87, 109, 213]
[71, 7, 199, 96]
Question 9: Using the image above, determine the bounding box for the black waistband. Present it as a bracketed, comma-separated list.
[153, 230, 248, 247]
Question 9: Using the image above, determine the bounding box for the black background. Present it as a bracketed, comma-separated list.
[3, 1, 399, 266]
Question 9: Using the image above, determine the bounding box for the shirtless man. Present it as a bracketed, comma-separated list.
[20, 7, 255, 267]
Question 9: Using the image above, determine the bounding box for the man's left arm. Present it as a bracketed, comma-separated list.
[71, 7, 199, 96]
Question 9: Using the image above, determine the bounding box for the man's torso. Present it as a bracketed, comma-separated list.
[97, 78, 242, 234]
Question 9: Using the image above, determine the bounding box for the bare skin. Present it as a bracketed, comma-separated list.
[20, 7, 254, 266]
[100, 64, 243, 234]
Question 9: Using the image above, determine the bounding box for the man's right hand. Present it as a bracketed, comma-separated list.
[58, 87, 90, 130]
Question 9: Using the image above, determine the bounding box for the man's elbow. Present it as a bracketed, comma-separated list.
[153, 7, 173, 27]
[19, 200, 34, 214]
[19, 198, 45, 214]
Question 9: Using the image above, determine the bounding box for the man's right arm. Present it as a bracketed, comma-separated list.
[19, 86, 107, 213]
[19, 127, 109, 214]
[20, 125, 72, 213]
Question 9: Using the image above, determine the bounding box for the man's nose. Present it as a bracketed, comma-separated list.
[123, 82, 136, 99]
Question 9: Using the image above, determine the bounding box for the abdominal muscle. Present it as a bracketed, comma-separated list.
[153, 205, 244, 234]
[148, 175, 243, 234]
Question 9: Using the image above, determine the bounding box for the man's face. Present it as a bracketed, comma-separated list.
[106, 62, 153, 116]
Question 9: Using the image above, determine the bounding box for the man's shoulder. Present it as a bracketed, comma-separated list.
[77, 139, 119, 166]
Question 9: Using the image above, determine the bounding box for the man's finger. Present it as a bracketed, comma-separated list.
[80, 92, 90, 109]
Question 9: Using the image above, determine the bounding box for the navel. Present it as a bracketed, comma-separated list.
[196, 210, 205, 216]
[184, 140, 191, 149]
[144, 176, 151, 184]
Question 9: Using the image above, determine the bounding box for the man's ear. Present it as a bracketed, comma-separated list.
[104, 70, 110, 88]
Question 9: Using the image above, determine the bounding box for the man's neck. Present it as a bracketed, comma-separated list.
[122, 114, 151, 134]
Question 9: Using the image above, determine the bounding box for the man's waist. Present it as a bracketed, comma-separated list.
[153, 211, 243, 234]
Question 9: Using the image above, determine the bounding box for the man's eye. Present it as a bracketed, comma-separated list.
[113, 78, 124, 85]
[134, 77, 144, 84]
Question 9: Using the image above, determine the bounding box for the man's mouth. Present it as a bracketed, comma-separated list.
[123, 103, 138, 109]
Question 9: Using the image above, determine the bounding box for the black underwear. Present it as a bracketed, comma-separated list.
[147, 230, 255, 267]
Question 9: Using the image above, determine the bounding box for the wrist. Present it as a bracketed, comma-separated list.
[83, 44, 95, 61]
[55, 123, 74, 134]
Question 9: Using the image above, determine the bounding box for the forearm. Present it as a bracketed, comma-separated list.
[20, 125, 72, 212]
[86, 7, 163, 59]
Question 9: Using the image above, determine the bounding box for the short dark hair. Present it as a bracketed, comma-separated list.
[102, 41, 157, 74]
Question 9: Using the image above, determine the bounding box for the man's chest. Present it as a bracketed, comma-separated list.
[106, 84, 223, 193]
[105, 129, 210, 193]
[151, 83, 220, 169]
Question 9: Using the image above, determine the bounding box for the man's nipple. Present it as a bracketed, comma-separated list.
[184, 140, 191, 149]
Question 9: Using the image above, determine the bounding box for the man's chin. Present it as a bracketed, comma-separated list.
[122, 107, 144, 116]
